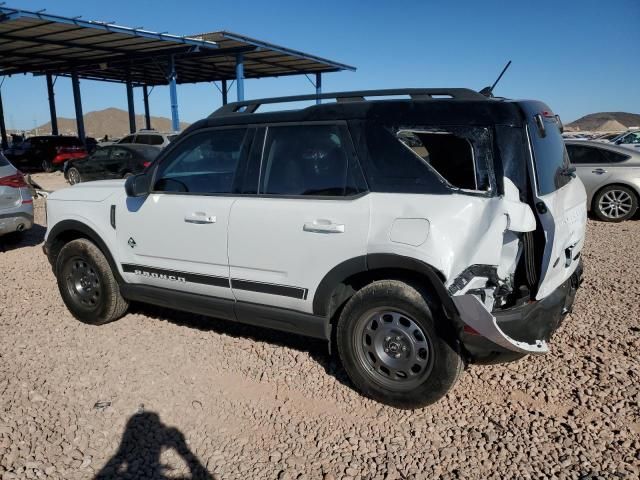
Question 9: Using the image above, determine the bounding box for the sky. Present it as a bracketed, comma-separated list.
[2, 0, 639, 130]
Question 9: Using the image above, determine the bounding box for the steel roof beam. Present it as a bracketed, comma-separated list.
[0, 30, 200, 56]
[218, 31, 355, 71]
[0, 7, 221, 50]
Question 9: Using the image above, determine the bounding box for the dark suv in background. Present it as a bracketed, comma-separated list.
[4, 135, 88, 172]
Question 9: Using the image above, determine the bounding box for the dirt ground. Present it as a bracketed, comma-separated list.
[0, 194, 639, 480]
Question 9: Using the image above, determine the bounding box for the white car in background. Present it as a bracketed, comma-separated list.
[611, 130, 640, 151]
[0, 153, 33, 237]
[117, 130, 178, 148]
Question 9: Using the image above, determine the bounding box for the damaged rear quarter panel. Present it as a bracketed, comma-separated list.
[367, 192, 512, 284]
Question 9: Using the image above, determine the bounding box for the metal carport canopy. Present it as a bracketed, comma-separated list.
[0, 6, 354, 145]
[0, 7, 355, 85]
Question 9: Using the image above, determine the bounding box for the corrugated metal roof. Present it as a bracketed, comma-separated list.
[0, 7, 355, 86]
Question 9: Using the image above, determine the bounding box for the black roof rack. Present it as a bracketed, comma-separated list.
[210, 88, 488, 116]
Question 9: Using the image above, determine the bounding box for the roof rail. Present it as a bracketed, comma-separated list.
[210, 88, 487, 116]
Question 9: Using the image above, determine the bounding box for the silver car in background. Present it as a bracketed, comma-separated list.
[0, 153, 33, 236]
[565, 140, 640, 222]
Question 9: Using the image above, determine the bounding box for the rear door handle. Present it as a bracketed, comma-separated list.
[184, 212, 216, 224]
[303, 219, 345, 234]
[592, 168, 607, 174]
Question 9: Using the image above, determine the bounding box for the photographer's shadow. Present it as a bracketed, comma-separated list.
[94, 411, 212, 480]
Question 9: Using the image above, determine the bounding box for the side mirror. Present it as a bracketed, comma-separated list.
[125, 172, 151, 197]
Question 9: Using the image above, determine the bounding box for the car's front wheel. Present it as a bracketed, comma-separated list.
[55, 238, 129, 325]
[336, 280, 464, 409]
[593, 185, 638, 222]
[67, 167, 81, 185]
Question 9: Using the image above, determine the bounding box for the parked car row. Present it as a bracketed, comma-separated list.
[1, 130, 174, 174]
[3, 135, 89, 172]
[563, 129, 640, 151]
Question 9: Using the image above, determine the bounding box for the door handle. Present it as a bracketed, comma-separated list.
[184, 212, 216, 224]
[592, 168, 607, 174]
[303, 219, 345, 234]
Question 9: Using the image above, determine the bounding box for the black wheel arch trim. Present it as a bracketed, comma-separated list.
[45, 220, 124, 284]
[313, 253, 456, 319]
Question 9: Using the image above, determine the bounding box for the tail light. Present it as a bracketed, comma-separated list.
[0, 172, 28, 188]
[142, 161, 151, 168]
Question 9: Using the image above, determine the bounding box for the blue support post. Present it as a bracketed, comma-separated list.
[315, 72, 322, 105]
[168, 56, 179, 132]
[46, 74, 58, 135]
[71, 71, 85, 143]
[235, 54, 245, 102]
[126, 77, 136, 134]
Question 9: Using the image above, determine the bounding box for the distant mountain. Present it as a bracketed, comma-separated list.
[566, 112, 640, 132]
[28, 108, 190, 139]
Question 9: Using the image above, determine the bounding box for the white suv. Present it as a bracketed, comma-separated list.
[117, 130, 177, 148]
[44, 89, 587, 408]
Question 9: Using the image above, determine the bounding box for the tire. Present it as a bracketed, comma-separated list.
[593, 185, 638, 222]
[123, 172, 134, 179]
[42, 160, 54, 173]
[55, 238, 129, 325]
[336, 280, 464, 409]
[67, 167, 82, 185]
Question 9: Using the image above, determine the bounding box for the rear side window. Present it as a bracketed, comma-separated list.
[566, 145, 629, 164]
[528, 115, 570, 195]
[120, 135, 134, 144]
[111, 148, 133, 161]
[601, 149, 630, 163]
[259, 124, 365, 197]
[91, 148, 110, 161]
[364, 122, 493, 194]
[565, 145, 603, 164]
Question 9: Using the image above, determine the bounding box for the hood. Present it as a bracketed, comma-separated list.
[48, 179, 125, 202]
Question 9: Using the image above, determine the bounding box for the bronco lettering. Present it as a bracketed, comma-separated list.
[133, 269, 186, 283]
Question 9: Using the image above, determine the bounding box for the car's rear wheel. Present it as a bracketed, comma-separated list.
[55, 238, 129, 325]
[593, 185, 638, 222]
[336, 280, 463, 409]
[42, 160, 54, 173]
[67, 167, 81, 185]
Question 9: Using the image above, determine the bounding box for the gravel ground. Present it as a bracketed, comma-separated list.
[0, 199, 639, 480]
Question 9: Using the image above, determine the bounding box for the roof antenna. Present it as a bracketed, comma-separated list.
[480, 60, 511, 97]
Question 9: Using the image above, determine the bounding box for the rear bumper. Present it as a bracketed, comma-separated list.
[0, 210, 34, 236]
[455, 260, 583, 364]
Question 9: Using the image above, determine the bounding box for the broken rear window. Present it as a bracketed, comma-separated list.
[363, 122, 494, 194]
